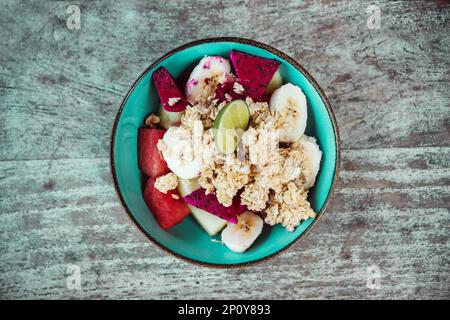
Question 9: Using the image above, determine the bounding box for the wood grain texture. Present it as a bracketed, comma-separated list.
[0, 0, 449, 299]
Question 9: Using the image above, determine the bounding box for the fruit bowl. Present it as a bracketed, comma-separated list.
[110, 37, 340, 267]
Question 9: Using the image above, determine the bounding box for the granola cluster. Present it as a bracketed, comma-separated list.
[265, 182, 316, 231]
[154, 172, 178, 194]
[155, 88, 317, 232]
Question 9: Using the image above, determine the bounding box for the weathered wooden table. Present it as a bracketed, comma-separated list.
[1, 0, 449, 299]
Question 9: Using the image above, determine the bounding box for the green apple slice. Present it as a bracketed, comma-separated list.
[178, 178, 227, 236]
[158, 105, 183, 129]
[178, 178, 201, 197]
[189, 206, 227, 236]
[265, 70, 282, 95]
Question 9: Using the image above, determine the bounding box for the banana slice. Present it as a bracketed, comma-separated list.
[159, 126, 202, 179]
[221, 211, 263, 253]
[269, 83, 307, 143]
[185, 56, 232, 105]
[299, 135, 322, 189]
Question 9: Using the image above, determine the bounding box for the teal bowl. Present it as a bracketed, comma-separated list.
[110, 37, 340, 267]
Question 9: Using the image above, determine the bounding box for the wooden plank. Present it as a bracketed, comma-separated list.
[0, 0, 449, 160]
[0, 0, 449, 299]
[0, 152, 448, 299]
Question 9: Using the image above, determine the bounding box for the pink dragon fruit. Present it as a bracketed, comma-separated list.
[182, 188, 247, 223]
[152, 67, 189, 112]
[230, 50, 281, 101]
[214, 81, 245, 103]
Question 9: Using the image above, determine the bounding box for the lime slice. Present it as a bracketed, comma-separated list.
[213, 99, 250, 154]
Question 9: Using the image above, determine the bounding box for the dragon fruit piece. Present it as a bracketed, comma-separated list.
[153, 67, 189, 112]
[230, 50, 281, 101]
[182, 188, 247, 224]
[258, 93, 271, 104]
[233, 196, 248, 215]
[214, 81, 244, 103]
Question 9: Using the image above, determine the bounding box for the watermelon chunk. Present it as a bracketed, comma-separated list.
[153, 67, 189, 112]
[182, 188, 247, 224]
[143, 177, 190, 230]
[214, 81, 245, 103]
[138, 128, 170, 178]
[230, 50, 281, 101]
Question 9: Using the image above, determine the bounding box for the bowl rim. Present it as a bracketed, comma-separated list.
[110, 37, 341, 268]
